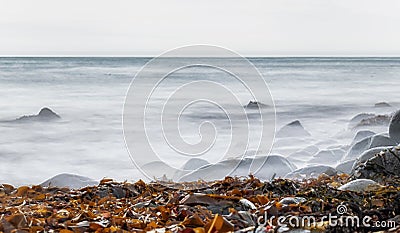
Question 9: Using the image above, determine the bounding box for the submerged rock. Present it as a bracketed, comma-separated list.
[173, 158, 210, 180]
[352, 146, 400, 182]
[343, 134, 397, 161]
[285, 165, 337, 179]
[350, 130, 376, 145]
[336, 159, 355, 174]
[276, 120, 311, 138]
[374, 102, 392, 108]
[179, 155, 295, 182]
[181, 158, 209, 171]
[354, 114, 391, 128]
[389, 110, 400, 143]
[307, 148, 345, 165]
[348, 113, 375, 129]
[142, 161, 176, 180]
[287, 145, 320, 167]
[16, 107, 61, 122]
[40, 173, 97, 189]
[244, 101, 269, 109]
[338, 179, 383, 193]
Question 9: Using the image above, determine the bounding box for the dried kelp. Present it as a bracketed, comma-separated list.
[0, 175, 399, 233]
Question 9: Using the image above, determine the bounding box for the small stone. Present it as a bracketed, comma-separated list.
[338, 179, 383, 193]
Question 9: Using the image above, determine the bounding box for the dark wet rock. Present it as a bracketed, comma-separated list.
[351, 146, 390, 171]
[40, 173, 97, 189]
[389, 110, 400, 143]
[284, 165, 337, 179]
[352, 146, 400, 182]
[354, 114, 391, 128]
[343, 134, 397, 161]
[351, 130, 376, 145]
[308, 148, 345, 165]
[338, 179, 383, 193]
[374, 102, 392, 108]
[244, 101, 269, 109]
[16, 107, 60, 122]
[336, 159, 355, 174]
[276, 120, 311, 138]
[349, 113, 375, 129]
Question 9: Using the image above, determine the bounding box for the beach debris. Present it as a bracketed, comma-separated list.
[0, 175, 399, 232]
[389, 109, 400, 143]
[276, 120, 311, 138]
[338, 179, 383, 193]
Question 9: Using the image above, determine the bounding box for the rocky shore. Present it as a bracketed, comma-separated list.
[1, 174, 399, 233]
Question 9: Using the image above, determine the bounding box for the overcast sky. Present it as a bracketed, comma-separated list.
[1, 0, 399, 56]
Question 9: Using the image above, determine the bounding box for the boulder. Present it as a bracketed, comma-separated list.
[338, 179, 383, 193]
[336, 159, 355, 174]
[351, 146, 389, 171]
[284, 165, 337, 179]
[40, 173, 97, 189]
[354, 114, 391, 128]
[352, 146, 400, 182]
[276, 120, 311, 138]
[348, 113, 375, 129]
[389, 110, 400, 143]
[343, 134, 397, 161]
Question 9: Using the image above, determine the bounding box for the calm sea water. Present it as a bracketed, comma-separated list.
[0, 57, 400, 185]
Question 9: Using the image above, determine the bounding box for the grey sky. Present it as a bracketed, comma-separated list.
[1, 0, 399, 56]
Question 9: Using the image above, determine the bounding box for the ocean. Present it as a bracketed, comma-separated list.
[1, 57, 400, 186]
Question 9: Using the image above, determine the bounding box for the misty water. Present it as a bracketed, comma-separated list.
[1, 57, 400, 186]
